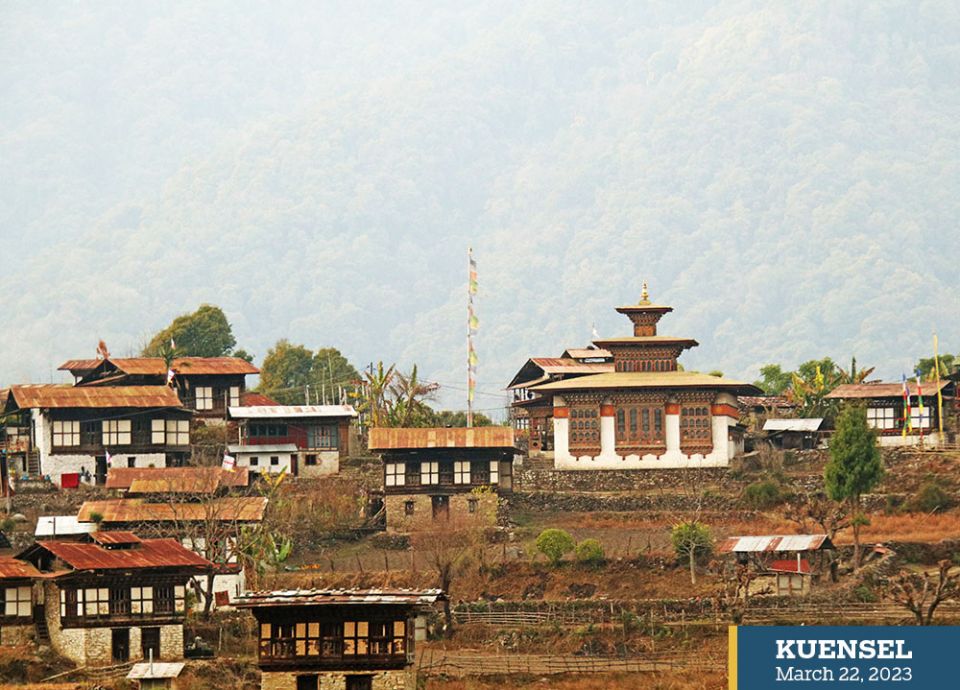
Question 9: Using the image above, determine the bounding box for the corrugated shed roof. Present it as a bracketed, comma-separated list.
[236, 588, 444, 608]
[77, 497, 267, 523]
[127, 662, 185, 680]
[9, 384, 182, 409]
[35, 515, 96, 537]
[228, 404, 357, 419]
[532, 371, 762, 393]
[368, 427, 515, 450]
[34, 538, 212, 571]
[90, 531, 142, 545]
[717, 535, 833, 553]
[826, 381, 950, 399]
[0, 556, 42, 579]
[106, 467, 249, 491]
[763, 418, 824, 432]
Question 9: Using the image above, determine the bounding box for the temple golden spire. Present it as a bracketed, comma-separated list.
[640, 281, 650, 305]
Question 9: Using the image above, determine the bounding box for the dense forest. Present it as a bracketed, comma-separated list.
[1, 2, 958, 409]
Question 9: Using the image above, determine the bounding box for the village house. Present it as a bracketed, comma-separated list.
[717, 534, 835, 597]
[236, 588, 443, 690]
[76, 496, 268, 609]
[227, 404, 358, 477]
[59, 356, 259, 422]
[105, 466, 251, 497]
[369, 427, 516, 532]
[514, 285, 760, 470]
[0, 556, 41, 645]
[14, 533, 212, 665]
[761, 418, 825, 451]
[508, 350, 613, 454]
[0, 384, 191, 486]
[826, 381, 957, 447]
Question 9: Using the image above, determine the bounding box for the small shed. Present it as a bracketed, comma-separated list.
[126, 661, 185, 689]
[717, 534, 835, 597]
[762, 418, 825, 450]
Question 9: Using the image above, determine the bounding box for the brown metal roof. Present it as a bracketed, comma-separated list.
[33, 538, 212, 571]
[826, 381, 950, 399]
[561, 348, 613, 360]
[717, 535, 834, 553]
[529, 358, 616, 375]
[0, 556, 42, 580]
[368, 427, 515, 450]
[591, 336, 699, 348]
[236, 588, 444, 609]
[112, 357, 259, 376]
[77, 497, 267, 523]
[106, 466, 249, 491]
[90, 531, 142, 545]
[58, 358, 104, 373]
[241, 391, 281, 406]
[532, 371, 762, 394]
[8, 384, 183, 409]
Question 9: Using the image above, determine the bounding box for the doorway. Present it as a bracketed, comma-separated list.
[141, 626, 160, 660]
[345, 676, 373, 690]
[95, 456, 108, 486]
[111, 627, 130, 662]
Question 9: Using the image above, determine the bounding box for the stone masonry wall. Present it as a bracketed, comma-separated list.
[510, 490, 733, 514]
[0, 623, 33, 646]
[261, 668, 413, 690]
[385, 492, 498, 531]
[515, 467, 730, 493]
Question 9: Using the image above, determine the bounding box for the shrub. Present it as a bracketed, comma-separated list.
[743, 480, 788, 509]
[671, 521, 713, 584]
[854, 584, 878, 603]
[535, 528, 575, 565]
[89, 511, 104, 525]
[575, 539, 605, 566]
[910, 482, 953, 513]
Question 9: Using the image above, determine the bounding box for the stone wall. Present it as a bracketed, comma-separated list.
[385, 492, 499, 531]
[515, 467, 730, 493]
[159, 623, 184, 659]
[298, 451, 340, 478]
[0, 623, 33, 646]
[261, 668, 413, 690]
[510, 490, 733, 513]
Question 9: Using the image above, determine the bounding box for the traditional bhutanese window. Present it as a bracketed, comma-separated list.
[165, 419, 190, 445]
[102, 419, 132, 446]
[52, 420, 80, 447]
[83, 587, 110, 616]
[2, 586, 31, 617]
[151, 419, 165, 443]
[307, 424, 339, 449]
[129, 586, 154, 614]
[910, 407, 931, 429]
[195, 386, 213, 410]
[343, 621, 369, 655]
[616, 409, 625, 435]
[642, 409, 651, 433]
[421, 461, 439, 485]
[454, 461, 471, 484]
[60, 588, 84, 618]
[629, 409, 637, 434]
[153, 585, 175, 614]
[385, 463, 405, 487]
[654, 409, 663, 433]
[108, 587, 132, 616]
[229, 386, 241, 407]
[489, 460, 499, 484]
[866, 407, 896, 430]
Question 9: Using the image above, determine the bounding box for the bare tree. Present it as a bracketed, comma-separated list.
[409, 518, 481, 634]
[884, 560, 959, 625]
[783, 491, 851, 541]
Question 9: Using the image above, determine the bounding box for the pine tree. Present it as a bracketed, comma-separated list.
[824, 404, 883, 570]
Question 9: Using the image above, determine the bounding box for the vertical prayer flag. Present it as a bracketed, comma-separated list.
[915, 369, 925, 442]
[934, 334, 944, 437]
[166, 368, 176, 386]
[901, 374, 912, 437]
[105, 450, 112, 468]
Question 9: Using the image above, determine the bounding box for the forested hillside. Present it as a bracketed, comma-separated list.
[2, 1, 958, 410]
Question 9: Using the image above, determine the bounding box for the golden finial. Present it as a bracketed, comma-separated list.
[640, 281, 650, 304]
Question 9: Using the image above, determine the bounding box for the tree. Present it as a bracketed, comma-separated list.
[536, 528, 575, 565]
[425, 409, 494, 427]
[915, 353, 956, 381]
[783, 491, 851, 542]
[789, 358, 842, 418]
[143, 304, 238, 358]
[836, 356, 876, 385]
[824, 404, 883, 570]
[884, 560, 960, 625]
[386, 365, 440, 427]
[671, 521, 712, 584]
[753, 364, 793, 396]
[258, 340, 315, 404]
[312, 347, 361, 401]
[409, 520, 479, 634]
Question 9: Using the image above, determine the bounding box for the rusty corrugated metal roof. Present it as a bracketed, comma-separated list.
[368, 427, 515, 450]
[240, 391, 281, 406]
[235, 588, 444, 608]
[826, 381, 950, 399]
[0, 556, 42, 580]
[78, 497, 267, 523]
[529, 358, 616, 375]
[90, 531, 142, 545]
[106, 467, 249, 491]
[9, 384, 183, 409]
[58, 358, 104, 372]
[112, 357, 259, 376]
[34, 538, 212, 571]
[769, 559, 812, 574]
[717, 535, 833, 553]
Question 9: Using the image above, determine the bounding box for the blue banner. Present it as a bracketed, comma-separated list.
[730, 625, 960, 689]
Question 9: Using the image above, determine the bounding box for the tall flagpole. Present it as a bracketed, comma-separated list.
[468, 248, 478, 427]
